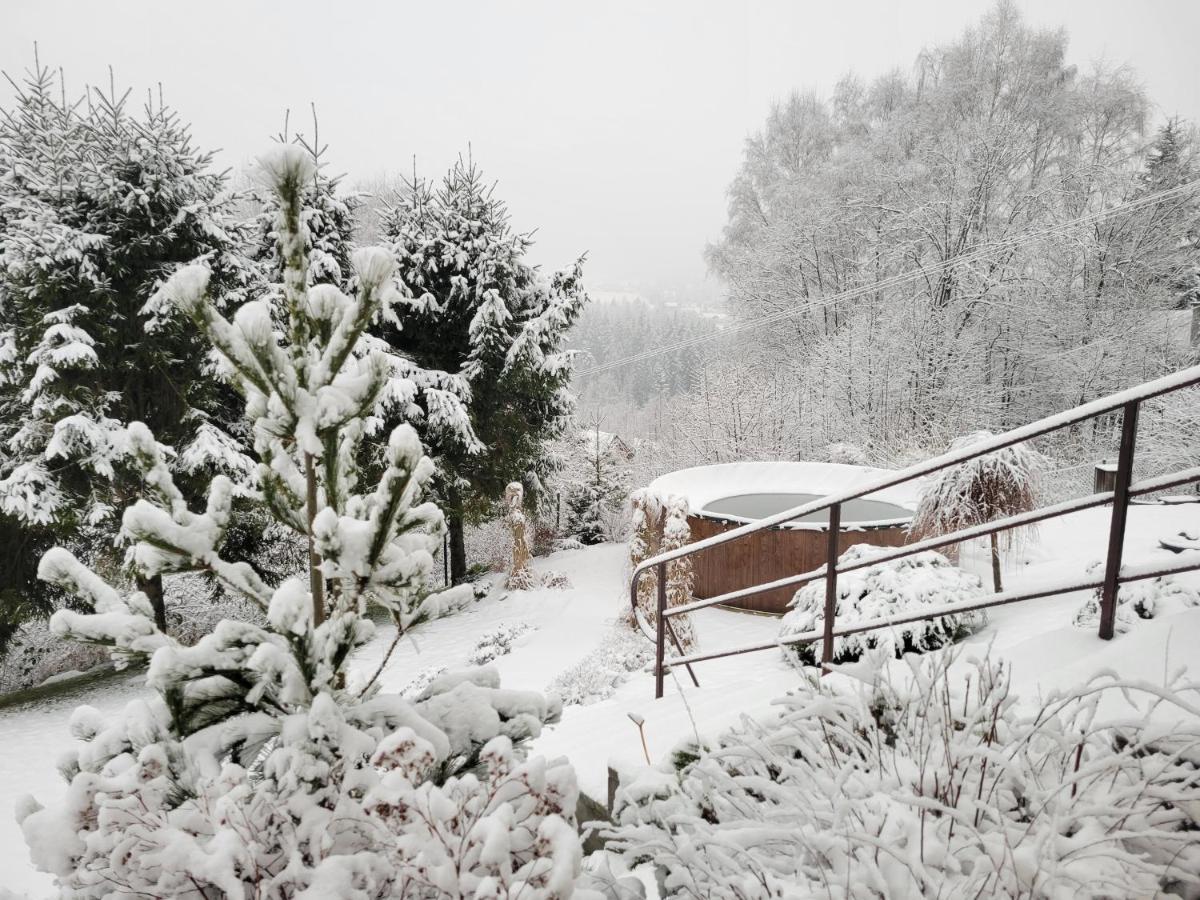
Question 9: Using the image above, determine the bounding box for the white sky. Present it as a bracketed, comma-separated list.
[4, 0, 1199, 295]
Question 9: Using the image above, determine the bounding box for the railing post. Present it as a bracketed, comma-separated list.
[822, 503, 841, 671]
[1099, 401, 1139, 640]
[654, 561, 667, 699]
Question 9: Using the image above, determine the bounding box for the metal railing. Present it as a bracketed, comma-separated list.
[630, 365, 1200, 699]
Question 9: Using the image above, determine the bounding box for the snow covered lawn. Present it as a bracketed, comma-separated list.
[1, 501, 1197, 897]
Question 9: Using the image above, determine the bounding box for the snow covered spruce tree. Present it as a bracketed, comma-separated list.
[251, 125, 358, 303]
[378, 158, 587, 583]
[558, 425, 632, 546]
[18, 147, 587, 899]
[911, 432, 1044, 592]
[0, 61, 256, 633]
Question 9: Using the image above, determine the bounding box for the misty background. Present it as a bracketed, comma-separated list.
[5, 0, 1199, 299]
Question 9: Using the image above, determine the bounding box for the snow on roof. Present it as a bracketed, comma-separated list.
[645, 460, 922, 522]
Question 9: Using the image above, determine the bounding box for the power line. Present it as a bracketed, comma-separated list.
[573, 178, 1200, 380]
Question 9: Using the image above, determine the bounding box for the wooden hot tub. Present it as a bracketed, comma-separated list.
[647, 463, 917, 615]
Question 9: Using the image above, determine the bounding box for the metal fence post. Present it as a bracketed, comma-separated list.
[1099, 401, 1139, 640]
[654, 562, 668, 699]
[822, 503, 842, 670]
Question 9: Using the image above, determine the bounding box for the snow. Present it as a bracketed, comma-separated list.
[1, 502, 1198, 895]
[646, 460, 922, 522]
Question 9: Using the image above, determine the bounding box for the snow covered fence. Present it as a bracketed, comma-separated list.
[633, 364, 1200, 698]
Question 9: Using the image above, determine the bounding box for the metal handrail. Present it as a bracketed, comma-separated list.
[631, 364, 1200, 698]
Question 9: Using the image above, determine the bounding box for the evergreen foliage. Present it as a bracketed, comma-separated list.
[17, 146, 579, 897]
[0, 60, 256, 635]
[379, 158, 587, 581]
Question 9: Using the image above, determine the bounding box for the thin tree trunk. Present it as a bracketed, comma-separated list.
[304, 452, 326, 625]
[448, 512, 467, 584]
[990, 532, 1003, 594]
[137, 572, 167, 633]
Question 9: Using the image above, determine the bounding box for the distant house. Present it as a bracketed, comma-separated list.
[579, 429, 635, 463]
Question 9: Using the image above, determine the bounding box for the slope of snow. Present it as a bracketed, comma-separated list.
[0, 502, 1197, 896]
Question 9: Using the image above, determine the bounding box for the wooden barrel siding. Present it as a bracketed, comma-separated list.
[687, 514, 911, 614]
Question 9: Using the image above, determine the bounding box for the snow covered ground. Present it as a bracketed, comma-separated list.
[1, 502, 1197, 897]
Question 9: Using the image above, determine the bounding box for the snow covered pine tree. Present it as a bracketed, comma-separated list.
[17, 147, 592, 899]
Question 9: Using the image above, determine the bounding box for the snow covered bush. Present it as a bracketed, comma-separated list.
[824, 442, 868, 465]
[469, 622, 535, 665]
[626, 490, 661, 630]
[547, 624, 652, 707]
[606, 649, 1200, 898]
[660, 496, 697, 652]
[1073, 567, 1200, 634]
[625, 491, 696, 653]
[16, 147, 587, 898]
[780, 545, 987, 666]
[400, 664, 448, 699]
[911, 432, 1044, 592]
[0, 572, 263, 694]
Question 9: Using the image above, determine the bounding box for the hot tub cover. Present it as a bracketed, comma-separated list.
[645, 461, 922, 528]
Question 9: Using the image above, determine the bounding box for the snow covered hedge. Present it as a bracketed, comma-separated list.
[605, 649, 1200, 898]
[548, 623, 652, 707]
[469, 621, 535, 665]
[780, 545, 987, 666]
[1073, 568, 1200, 634]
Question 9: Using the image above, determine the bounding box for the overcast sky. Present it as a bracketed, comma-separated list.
[5, 1, 1199, 295]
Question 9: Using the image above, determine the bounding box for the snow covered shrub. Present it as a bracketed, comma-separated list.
[1073, 566, 1200, 634]
[420, 581, 483, 619]
[626, 490, 661, 630]
[17, 147, 585, 898]
[544, 569, 572, 589]
[469, 622, 535, 665]
[547, 623, 653, 707]
[660, 496, 697, 652]
[911, 431, 1045, 592]
[400, 664, 448, 699]
[0, 572, 262, 694]
[1162, 529, 1200, 553]
[0, 618, 109, 694]
[824, 442, 868, 465]
[606, 649, 1200, 899]
[625, 492, 696, 652]
[780, 545, 987, 666]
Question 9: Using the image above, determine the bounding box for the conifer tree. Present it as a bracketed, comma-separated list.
[0, 61, 256, 632]
[18, 146, 579, 897]
[379, 158, 587, 582]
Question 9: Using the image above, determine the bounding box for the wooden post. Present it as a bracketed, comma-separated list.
[1099, 401, 1138, 640]
[654, 561, 667, 699]
[821, 503, 841, 670]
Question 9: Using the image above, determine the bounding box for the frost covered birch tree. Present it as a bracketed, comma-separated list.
[17, 147, 586, 899]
